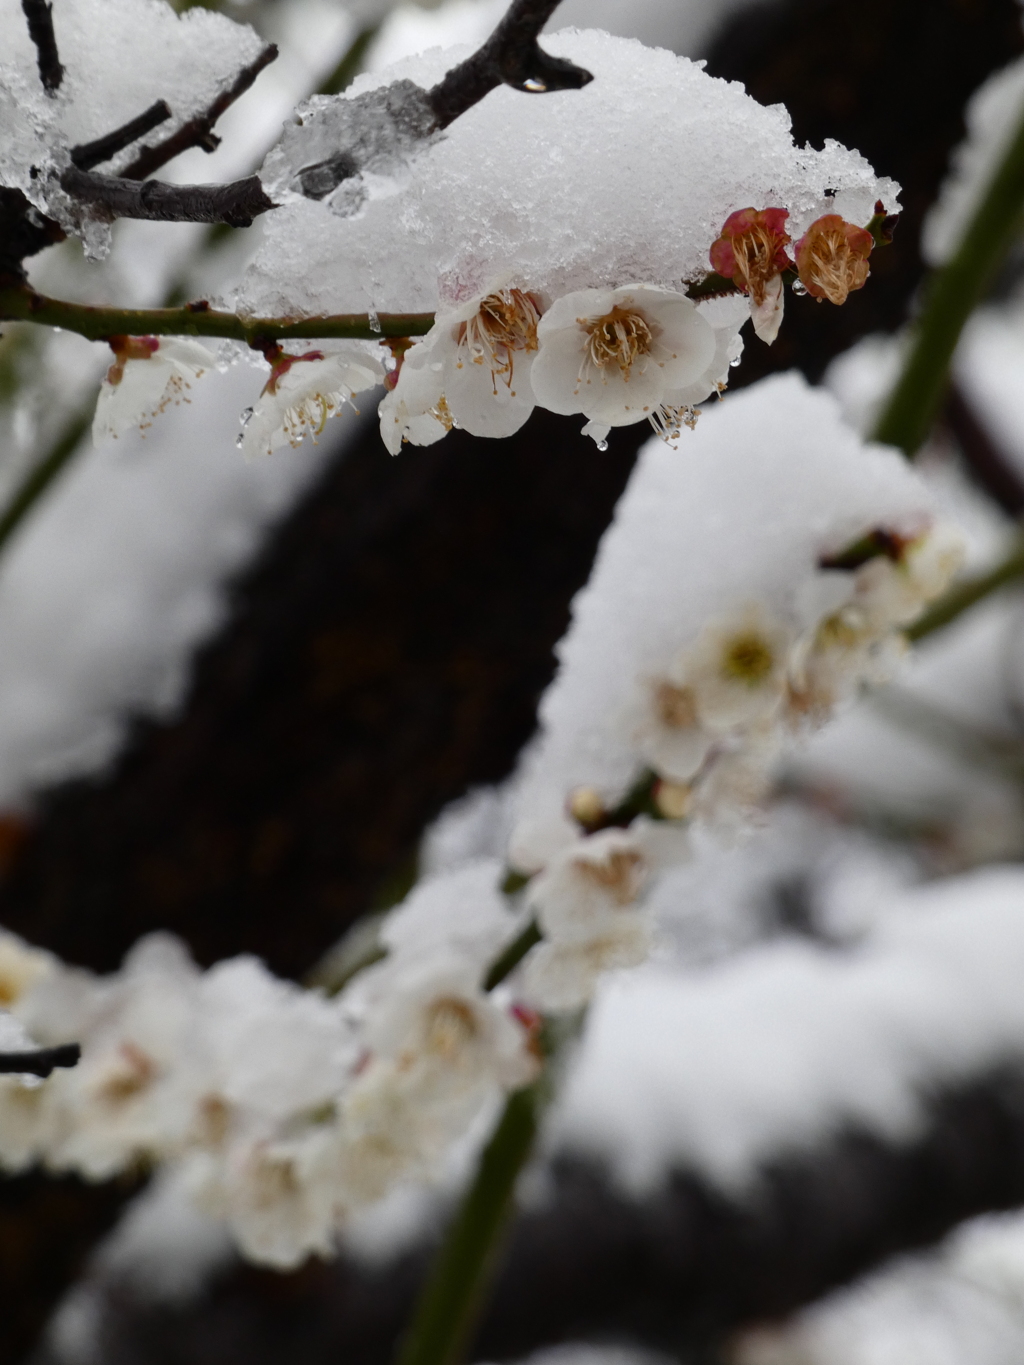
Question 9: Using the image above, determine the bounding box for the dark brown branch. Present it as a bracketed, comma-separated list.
[0, 1043, 79, 1077]
[20, 0, 63, 93]
[70, 101, 172, 172]
[427, 0, 592, 130]
[60, 166, 275, 229]
[0, 187, 64, 283]
[119, 44, 279, 181]
[944, 378, 1024, 517]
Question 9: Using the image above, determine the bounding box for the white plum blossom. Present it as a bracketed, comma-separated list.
[681, 604, 794, 735]
[241, 347, 384, 458]
[0, 929, 55, 1009]
[92, 337, 218, 443]
[379, 287, 543, 452]
[191, 1129, 341, 1269]
[521, 285, 731, 436]
[378, 344, 455, 455]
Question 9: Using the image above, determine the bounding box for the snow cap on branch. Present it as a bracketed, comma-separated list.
[507, 374, 958, 873]
[239, 28, 899, 320]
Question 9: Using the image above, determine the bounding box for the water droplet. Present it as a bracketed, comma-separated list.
[368, 309, 382, 334]
[239, 406, 254, 426]
[234, 433, 245, 448]
[596, 439, 609, 452]
[791, 279, 808, 296]
[729, 356, 742, 368]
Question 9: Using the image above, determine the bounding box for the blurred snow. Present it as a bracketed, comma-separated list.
[551, 864, 1024, 1193]
[735, 1210, 1024, 1365]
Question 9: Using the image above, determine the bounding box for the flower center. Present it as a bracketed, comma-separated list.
[720, 632, 775, 686]
[424, 996, 478, 1059]
[802, 228, 863, 306]
[655, 681, 699, 730]
[583, 307, 653, 379]
[576, 848, 645, 905]
[731, 225, 783, 306]
[459, 289, 540, 389]
[95, 1042, 158, 1105]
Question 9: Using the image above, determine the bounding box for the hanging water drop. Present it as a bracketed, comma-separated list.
[729, 356, 742, 368]
[234, 433, 245, 448]
[791, 279, 808, 296]
[596, 439, 609, 452]
[368, 309, 382, 334]
[239, 406, 254, 426]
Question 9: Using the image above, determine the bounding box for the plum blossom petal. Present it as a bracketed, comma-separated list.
[678, 604, 794, 735]
[379, 287, 542, 450]
[530, 286, 717, 429]
[92, 336, 217, 444]
[241, 348, 383, 458]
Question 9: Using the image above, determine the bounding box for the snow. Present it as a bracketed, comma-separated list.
[0, 0, 267, 250]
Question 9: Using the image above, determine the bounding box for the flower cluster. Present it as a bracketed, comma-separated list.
[0, 862, 538, 1268]
[709, 208, 874, 344]
[89, 209, 876, 458]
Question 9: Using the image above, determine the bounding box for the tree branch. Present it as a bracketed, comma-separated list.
[0, 283, 434, 344]
[0, 1043, 79, 1077]
[427, 0, 592, 129]
[21, 0, 63, 94]
[70, 100, 172, 172]
[944, 379, 1024, 517]
[59, 166, 276, 229]
[119, 45, 279, 181]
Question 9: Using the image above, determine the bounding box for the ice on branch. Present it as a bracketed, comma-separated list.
[239, 29, 898, 323]
[0, 0, 265, 250]
[240, 347, 384, 457]
[92, 337, 217, 443]
[380, 287, 542, 451]
[260, 80, 437, 216]
[507, 374, 963, 876]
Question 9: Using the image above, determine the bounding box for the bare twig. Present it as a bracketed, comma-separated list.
[60, 166, 275, 229]
[427, 0, 591, 129]
[0, 1043, 80, 1077]
[21, 0, 63, 93]
[70, 101, 172, 172]
[944, 379, 1024, 517]
[119, 44, 279, 181]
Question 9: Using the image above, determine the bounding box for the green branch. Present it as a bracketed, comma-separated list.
[906, 531, 1024, 642]
[0, 285, 434, 346]
[873, 99, 1024, 456]
[395, 1083, 541, 1365]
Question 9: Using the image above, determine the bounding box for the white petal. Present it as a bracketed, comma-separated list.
[750, 274, 784, 345]
[444, 352, 535, 439]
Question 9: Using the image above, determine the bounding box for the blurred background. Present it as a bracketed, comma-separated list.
[8, 0, 1024, 1362]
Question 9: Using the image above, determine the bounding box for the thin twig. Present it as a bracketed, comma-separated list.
[71, 101, 172, 172]
[0, 407, 91, 557]
[0, 1043, 80, 1077]
[0, 283, 434, 344]
[427, 0, 591, 129]
[60, 166, 276, 229]
[120, 45, 279, 181]
[944, 379, 1024, 517]
[21, 0, 63, 93]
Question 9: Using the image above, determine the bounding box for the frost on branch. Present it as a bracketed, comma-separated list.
[239, 29, 899, 321]
[0, 0, 265, 252]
